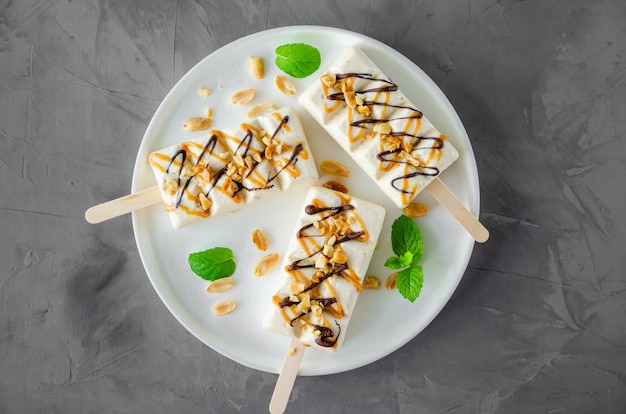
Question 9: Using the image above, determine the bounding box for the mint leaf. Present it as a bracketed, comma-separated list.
[396, 266, 424, 303]
[188, 247, 236, 281]
[384, 251, 413, 269]
[390, 215, 422, 262]
[386, 215, 426, 302]
[275, 43, 321, 78]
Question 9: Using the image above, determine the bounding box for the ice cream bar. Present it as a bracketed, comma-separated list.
[298, 46, 459, 208]
[263, 186, 385, 351]
[148, 107, 318, 228]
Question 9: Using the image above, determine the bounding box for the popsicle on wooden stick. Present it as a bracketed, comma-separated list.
[266, 185, 385, 412]
[264, 185, 385, 350]
[85, 107, 319, 228]
[299, 46, 487, 242]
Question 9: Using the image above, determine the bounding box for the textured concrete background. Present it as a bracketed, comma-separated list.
[2, 1, 626, 413]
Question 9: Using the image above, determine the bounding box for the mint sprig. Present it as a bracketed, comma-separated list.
[385, 215, 424, 302]
[275, 43, 321, 78]
[188, 247, 236, 281]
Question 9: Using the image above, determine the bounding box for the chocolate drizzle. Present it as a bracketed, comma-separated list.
[196, 134, 218, 166]
[286, 250, 317, 272]
[166, 149, 186, 182]
[389, 131, 443, 149]
[276, 196, 367, 347]
[336, 230, 365, 244]
[349, 115, 422, 129]
[327, 72, 447, 190]
[166, 149, 187, 208]
[202, 135, 224, 198]
[304, 204, 354, 215]
[206, 166, 227, 197]
[280, 297, 338, 327]
[271, 115, 290, 139]
[314, 322, 341, 347]
[267, 143, 303, 183]
[391, 169, 439, 194]
[165, 114, 305, 209]
[315, 298, 338, 308]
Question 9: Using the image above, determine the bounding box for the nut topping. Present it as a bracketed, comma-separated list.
[212, 299, 236, 316]
[322, 242, 334, 257]
[244, 155, 254, 168]
[226, 163, 238, 177]
[363, 276, 381, 290]
[254, 253, 279, 277]
[405, 153, 423, 168]
[384, 136, 402, 151]
[183, 117, 212, 132]
[264, 142, 285, 159]
[246, 100, 275, 118]
[252, 229, 268, 251]
[297, 293, 311, 313]
[163, 179, 178, 195]
[327, 234, 337, 247]
[248, 56, 265, 79]
[402, 203, 429, 218]
[331, 249, 348, 264]
[314, 253, 328, 270]
[233, 153, 245, 167]
[222, 176, 234, 193]
[230, 88, 256, 105]
[181, 163, 195, 178]
[198, 86, 212, 97]
[322, 180, 349, 194]
[264, 144, 276, 159]
[342, 83, 357, 108]
[356, 105, 371, 117]
[320, 160, 350, 178]
[290, 281, 305, 293]
[206, 277, 234, 293]
[275, 75, 296, 95]
[373, 122, 392, 135]
[402, 141, 413, 153]
[385, 273, 397, 290]
[198, 192, 212, 211]
[252, 151, 263, 163]
[364, 131, 376, 140]
[190, 164, 205, 175]
[320, 72, 336, 87]
[197, 167, 214, 183]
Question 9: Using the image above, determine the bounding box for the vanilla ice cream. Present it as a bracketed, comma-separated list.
[263, 186, 385, 351]
[148, 107, 318, 228]
[299, 46, 459, 208]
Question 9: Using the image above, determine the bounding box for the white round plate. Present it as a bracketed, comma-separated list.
[132, 26, 479, 376]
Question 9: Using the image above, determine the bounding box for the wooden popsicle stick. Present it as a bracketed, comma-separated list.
[269, 339, 306, 414]
[85, 185, 162, 224]
[426, 178, 489, 243]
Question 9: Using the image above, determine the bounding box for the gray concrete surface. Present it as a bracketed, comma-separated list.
[2, 0, 626, 412]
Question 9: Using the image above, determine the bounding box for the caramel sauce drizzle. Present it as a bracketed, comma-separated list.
[322, 72, 448, 196]
[151, 114, 305, 214]
[275, 192, 369, 348]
